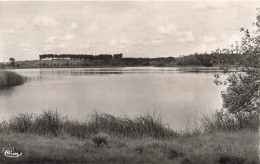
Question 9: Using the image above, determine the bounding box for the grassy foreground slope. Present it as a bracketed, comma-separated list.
[0, 111, 258, 163]
[0, 130, 258, 163]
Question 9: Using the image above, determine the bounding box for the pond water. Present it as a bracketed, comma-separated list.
[0, 67, 226, 130]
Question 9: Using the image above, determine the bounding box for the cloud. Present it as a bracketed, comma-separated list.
[46, 36, 57, 42]
[79, 40, 91, 49]
[62, 34, 74, 41]
[158, 23, 195, 43]
[197, 43, 209, 53]
[0, 28, 15, 34]
[119, 39, 135, 46]
[158, 23, 176, 35]
[196, 34, 242, 53]
[194, 3, 207, 10]
[16, 25, 23, 29]
[56, 43, 68, 49]
[70, 23, 79, 30]
[222, 34, 241, 45]
[20, 43, 31, 48]
[46, 34, 75, 43]
[195, 35, 218, 53]
[81, 6, 106, 15]
[44, 43, 68, 52]
[177, 31, 195, 42]
[86, 23, 98, 33]
[33, 16, 58, 26]
[202, 36, 217, 43]
[19, 42, 39, 53]
[108, 38, 134, 46]
[109, 39, 117, 46]
[194, 2, 228, 10]
[108, 38, 135, 47]
[152, 39, 163, 45]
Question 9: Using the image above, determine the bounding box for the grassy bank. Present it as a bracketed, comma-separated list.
[0, 130, 258, 163]
[0, 110, 258, 163]
[0, 71, 25, 88]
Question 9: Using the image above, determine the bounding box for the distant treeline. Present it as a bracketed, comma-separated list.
[39, 53, 123, 60]
[38, 52, 240, 67]
[174, 52, 242, 67]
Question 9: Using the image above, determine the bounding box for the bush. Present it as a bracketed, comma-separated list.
[92, 135, 108, 147]
[202, 109, 259, 132]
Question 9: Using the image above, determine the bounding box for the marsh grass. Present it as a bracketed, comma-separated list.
[4, 110, 177, 139]
[3, 109, 258, 141]
[0, 71, 25, 88]
[201, 110, 259, 132]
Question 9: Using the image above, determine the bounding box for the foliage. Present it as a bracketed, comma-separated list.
[5, 110, 177, 139]
[9, 57, 15, 66]
[202, 109, 259, 132]
[215, 8, 260, 116]
[38, 52, 227, 67]
[39, 53, 123, 60]
[92, 134, 108, 147]
[0, 71, 25, 88]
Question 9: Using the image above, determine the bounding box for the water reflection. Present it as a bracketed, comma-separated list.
[12, 67, 221, 78]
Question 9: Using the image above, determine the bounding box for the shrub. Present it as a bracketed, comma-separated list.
[202, 109, 259, 132]
[134, 145, 144, 153]
[167, 148, 184, 160]
[92, 136, 108, 147]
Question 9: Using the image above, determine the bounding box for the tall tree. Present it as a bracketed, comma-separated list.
[9, 57, 15, 67]
[215, 8, 260, 115]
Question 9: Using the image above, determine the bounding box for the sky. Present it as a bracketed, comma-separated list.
[0, 1, 259, 61]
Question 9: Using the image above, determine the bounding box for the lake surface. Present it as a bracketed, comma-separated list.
[0, 67, 226, 130]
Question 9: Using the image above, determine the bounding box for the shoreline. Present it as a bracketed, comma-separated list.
[2, 65, 220, 70]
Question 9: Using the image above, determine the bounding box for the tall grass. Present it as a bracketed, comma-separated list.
[0, 71, 25, 88]
[2, 109, 258, 140]
[3, 110, 177, 139]
[202, 109, 259, 132]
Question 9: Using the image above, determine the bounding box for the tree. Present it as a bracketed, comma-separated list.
[9, 57, 15, 67]
[215, 8, 260, 116]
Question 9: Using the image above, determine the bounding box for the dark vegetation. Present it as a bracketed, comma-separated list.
[37, 52, 239, 67]
[1, 108, 258, 140]
[2, 111, 177, 139]
[211, 8, 260, 134]
[0, 71, 25, 88]
[92, 135, 108, 147]
[9, 57, 15, 67]
[7, 45, 251, 68]
[202, 110, 259, 132]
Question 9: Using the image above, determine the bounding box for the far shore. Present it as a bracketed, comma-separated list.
[2, 64, 221, 70]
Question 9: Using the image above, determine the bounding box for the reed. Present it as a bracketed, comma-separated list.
[201, 109, 259, 132]
[5, 110, 177, 139]
[0, 71, 25, 88]
[3, 109, 258, 140]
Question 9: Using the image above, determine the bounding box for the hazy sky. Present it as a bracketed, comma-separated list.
[0, 1, 259, 61]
